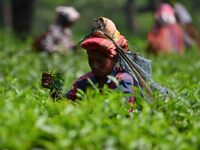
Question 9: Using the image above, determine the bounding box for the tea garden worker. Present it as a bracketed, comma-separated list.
[147, 3, 184, 54]
[33, 6, 80, 53]
[41, 17, 168, 106]
[174, 2, 200, 49]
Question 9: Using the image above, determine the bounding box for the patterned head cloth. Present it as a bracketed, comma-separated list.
[155, 3, 176, 25]
[55, 6, 80, 22]
[81, 17, 128, 58]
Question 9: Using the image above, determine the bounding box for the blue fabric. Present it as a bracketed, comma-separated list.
[66, 67, 134, 100]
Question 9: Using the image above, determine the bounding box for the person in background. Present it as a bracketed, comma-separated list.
[41, 17, 168, 105]
[147, 3, 184, 54]
[33, 6, 80, 53]
[174, 2, 200, 49]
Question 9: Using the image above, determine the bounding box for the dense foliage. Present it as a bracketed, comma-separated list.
[0, 30, 200, 149]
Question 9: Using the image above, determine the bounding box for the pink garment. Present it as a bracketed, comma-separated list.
[147, 23, 184, 54]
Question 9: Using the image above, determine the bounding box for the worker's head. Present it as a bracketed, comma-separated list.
[155, 3, 176, 26]
[55, 6, 80, 27]
[80, 17, 128, 77]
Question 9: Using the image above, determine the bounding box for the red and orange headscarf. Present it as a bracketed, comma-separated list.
[81, 17, 129, 58]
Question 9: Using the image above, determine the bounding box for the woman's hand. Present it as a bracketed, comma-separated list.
[41, 72, 53, 89]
